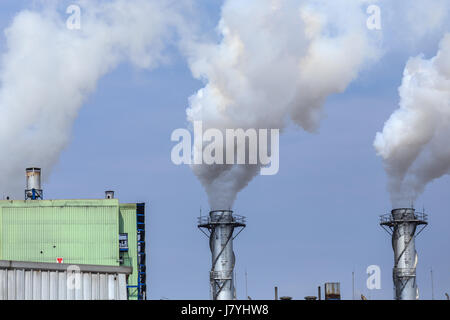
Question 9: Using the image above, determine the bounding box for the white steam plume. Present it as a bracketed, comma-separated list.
[0, 0, 184, 197]
[185, 0, 380, 210]
[374, 34, 450, 207]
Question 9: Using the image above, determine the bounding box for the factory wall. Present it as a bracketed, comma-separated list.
[0, 199, 120, 266]
[0, 260, 131, 300]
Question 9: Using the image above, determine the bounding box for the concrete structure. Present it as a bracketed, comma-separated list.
[198, 210, 246, 300]
[0, 260, 131, 300]
[380, 208, 428, 300]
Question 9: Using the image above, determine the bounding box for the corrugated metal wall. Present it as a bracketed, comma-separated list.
[0, 268, 128, 300]
[0, 200, 119, 266]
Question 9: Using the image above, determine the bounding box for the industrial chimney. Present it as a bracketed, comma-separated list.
[198, 210, 246, 300]
[380, 208, 428, 300]
[25, 168, 43, 200]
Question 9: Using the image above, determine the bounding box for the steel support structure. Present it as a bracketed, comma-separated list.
[198, 210, 246, 300]
[380, 208, 428, 300]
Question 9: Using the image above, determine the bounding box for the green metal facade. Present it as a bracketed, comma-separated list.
[0, 199, 141, 299]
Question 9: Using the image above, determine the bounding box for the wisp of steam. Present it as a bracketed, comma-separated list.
[185, 0, 380, 210]
[0, 0, 184, 197]
[375, 34, 450, 207]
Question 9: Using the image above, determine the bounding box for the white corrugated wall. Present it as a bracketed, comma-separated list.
[0, 269, 127, 300]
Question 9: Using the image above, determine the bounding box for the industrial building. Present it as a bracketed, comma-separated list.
[0, 168, 147, 300]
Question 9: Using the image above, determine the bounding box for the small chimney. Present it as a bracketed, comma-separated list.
[105, 191, 115, 199]
[324, 282, 341, 300]
[25, 168, 43, 200]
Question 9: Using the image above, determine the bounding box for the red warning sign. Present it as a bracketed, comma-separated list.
[56, 258, 63, 264]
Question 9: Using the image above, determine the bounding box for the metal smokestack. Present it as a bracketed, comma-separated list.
[380, 208, 428, 300]
[198, 210, 246, 300]
[25, 168, 43, 200]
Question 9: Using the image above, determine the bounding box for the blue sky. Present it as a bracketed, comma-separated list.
[1, 1, 449, 300]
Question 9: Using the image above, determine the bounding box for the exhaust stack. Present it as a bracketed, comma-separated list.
[380, 208, 428, 300]
[198, 210, 246, 300]
[105, 191, 115, 199]
[25, 168, 43, 200]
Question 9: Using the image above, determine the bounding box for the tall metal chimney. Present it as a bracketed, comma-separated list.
[198, 210, 246, 300]
[380, 208, 428, 300]
[25, 168, 43, 200]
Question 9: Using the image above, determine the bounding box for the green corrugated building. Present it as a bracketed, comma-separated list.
[0, 177, 147, 300]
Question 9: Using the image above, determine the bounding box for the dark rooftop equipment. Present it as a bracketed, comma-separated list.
[324, 282, 341, 300]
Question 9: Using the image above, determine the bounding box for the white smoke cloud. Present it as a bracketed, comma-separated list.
[185, 0, 381, 210]
[0, 0, 185, 197]
[374, 34, 450, 207]
[2, 0, 446, 208]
